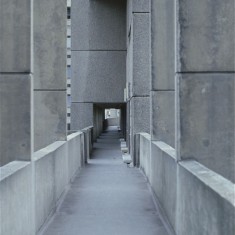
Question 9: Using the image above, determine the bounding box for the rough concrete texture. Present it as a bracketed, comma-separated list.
[177, 73, 235, 182]
[34, 0, 66, 89]
[71, 51, 126, 103]
[150, 141, 177, 232]
[67, 132, 83, 181]
[151, 91, 175, 148]
[128, 0, 151, 13]
[34, 91, 67, 151]
[177, 0, 235, 72]
[0, 75, 31, 166]
[177, 160, 235, 235]
[71, 103, 93, 130]
[34, 141, 67, 232]
[71, 0, 126, 50]
[0, 0, 31, 72]
[42, 128, 169, 235]
[130, 97, 150, 134]
[0, 161, 34, 235]
[132, 13, 151, 96]
[151, 0, 175, 90]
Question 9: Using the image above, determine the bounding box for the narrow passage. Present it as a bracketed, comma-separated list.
[42, 127, 169, 235]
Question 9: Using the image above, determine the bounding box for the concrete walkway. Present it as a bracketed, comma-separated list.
[42, 127, 169, 235]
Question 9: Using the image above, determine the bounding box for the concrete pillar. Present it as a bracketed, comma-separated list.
[176, 0, 235, 182]
[0, 0, 33, 165]
[126, 0, 151, 159]
[150, 0, 175, 148]
[33, 0, 67, 151]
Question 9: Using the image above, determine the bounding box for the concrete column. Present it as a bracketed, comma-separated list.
[34, 0, 67, 151]
[0, 0, 33, 165]
[176, 0, 235, 182]
[150, 0, 175, 148]
[126, 0, 151, 159]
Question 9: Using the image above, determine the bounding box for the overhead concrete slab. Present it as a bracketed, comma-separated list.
[71, 51, 126, 103]
[71, 0, 126, 50]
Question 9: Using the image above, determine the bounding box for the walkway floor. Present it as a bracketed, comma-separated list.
[42, 127, 169, 235]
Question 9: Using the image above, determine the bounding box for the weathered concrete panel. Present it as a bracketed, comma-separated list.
[177, 160, 235, 235]
[34, 141, 67, 232]
[151, 0, 175, 90]
[132, 0, 150, 13]
[34, 0, 67, 89]
[67, 132, 83, 180]
[0, 0, 31, 72]
[139, 133, 151, 181]
[71, 51, 126, 103]
[34, 91, 66, 151]
[71, 103, 93, 130]
[177, 73, 235, 182]
[177, 0, 235, 72]
[151, 91, 175, 148]
[132, 13, 151, 96]
[0, 75, 31, 166]
[0, 162, 34, 235]
[71, 0, 126, 50]
[151, 141, 177, 232]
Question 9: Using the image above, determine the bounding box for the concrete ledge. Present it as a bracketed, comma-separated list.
[0, 161, 34, 235]
[34, 141, 68, 232]
[177, 160, 235, 235]
[139, 133, 151, 180]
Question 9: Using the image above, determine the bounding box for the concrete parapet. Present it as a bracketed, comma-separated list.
[0, 161, 34, 235]
[137, 133, 235, 235]
[177, 160, 235, 235]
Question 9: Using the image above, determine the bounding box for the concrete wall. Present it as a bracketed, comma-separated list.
[71, 0, 126, 130]
[0, 128, 93, 235]
[34, 0, 67, 151]
[176, 0, 235, 183]
[137, 133, 235, 235]
[0, 0, 33, 166]
[126, 0, 151, 160]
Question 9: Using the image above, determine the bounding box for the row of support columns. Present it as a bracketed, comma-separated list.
[127, 0, 234, 183]
[0, 0, 67, 166]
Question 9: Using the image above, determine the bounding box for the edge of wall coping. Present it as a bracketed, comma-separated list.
[0, 161, 30, 182]
[67, 131, 83, 140]
[33, 141, 66, 161]
[179, 160, 235, 207]
[152, 141, 176, 160]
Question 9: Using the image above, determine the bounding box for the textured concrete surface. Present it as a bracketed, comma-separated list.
[150, 141, 177, 232]
[34, 91, 67, 151]
[71, 0, 126, 50]
[0, 0, 31, 72]
[71, 103, 93, 130]
[151, 0, 175, 90]
[34, 141, 68, 232]
[151, 91, 175, 148]
[177, 160, 235, 235]
[177, 0, 235, 72]
[71, 51, 126, 103]
[42, 128, 169, 235]
[132, 13, 151, 96]
[0, 161, 34, 235]
[177, 73, 235, 182]
[34, 0, 67, 89]
[128, 0, 151, 13]
[0, 74, 32, 166]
